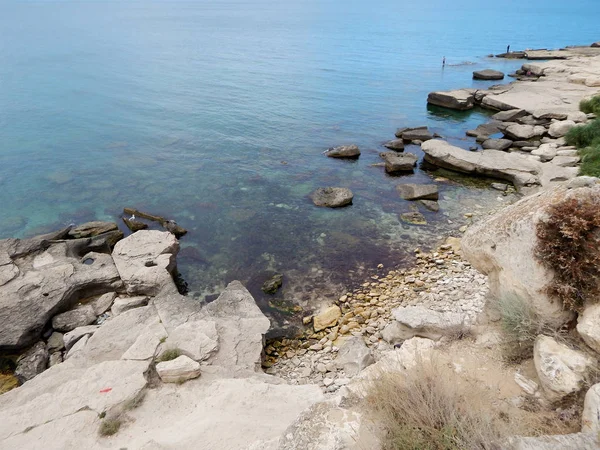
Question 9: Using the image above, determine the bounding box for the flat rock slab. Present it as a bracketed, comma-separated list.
[156, 355, 201, 383]
[491, 109, 528, 122]
[473, 69, 504, 80]
[165, 320, 219, 362]
[427, 89, 475, 110]
[310, 187, 353, 208]
[391, 306, 466, 341]
[111, 296, 149, 316]
[401, 128, 433, 142]
[52, 305, 97, 332]
[396, 183, 439, 201]
[482, 138, 513, 151]
[313, 305, 342, 332]
[381, 152, 418, 173]
[325, 145, 360, 158]
[67, 221, 118, 239]
[383, 139, 405, 151]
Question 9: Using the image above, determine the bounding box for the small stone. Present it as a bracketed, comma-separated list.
[316, 363, 327, 373]
[156, 355, 201, 383]
[323, 377, 335, 387]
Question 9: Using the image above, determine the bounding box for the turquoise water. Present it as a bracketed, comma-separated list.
[1, 0, 599, 307]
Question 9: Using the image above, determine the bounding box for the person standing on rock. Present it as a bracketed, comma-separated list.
[442, 56, 446, 67]
[507, 45, 510, 53]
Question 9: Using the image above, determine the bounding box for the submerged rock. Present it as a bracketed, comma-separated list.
[382, 139, 405, 151]
[325, 145, 360, 158]
[261, 273, 283, 294]
[396, 183, 439, 201]
[473, 69, 504, 80]
[310, 187, 353, 208]
[399, 211, 427, 225]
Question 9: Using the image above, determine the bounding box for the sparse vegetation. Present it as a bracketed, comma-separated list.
[0, 373, 19, 394]
[157, 348, 181, 362]
[495, 295, 552, 364]
[565, 96, 600, 177]
[535, 196, 600, 312]
[99, 418, 122, 437]
[365, 362, 510, 450]
[124, 390, 146, 410]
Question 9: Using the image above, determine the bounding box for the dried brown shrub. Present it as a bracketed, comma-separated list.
[535, 196, 600, 312]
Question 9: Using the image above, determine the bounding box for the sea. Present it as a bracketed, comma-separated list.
[1, 0, 599, 322]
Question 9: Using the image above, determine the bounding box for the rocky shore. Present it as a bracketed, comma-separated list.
[1, 43, 600, 449]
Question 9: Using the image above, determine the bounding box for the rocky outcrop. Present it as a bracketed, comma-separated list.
[462, 182, 599, 326]
[473, 69, 504, 80]
[0, 232, 122, 350]
[427, 89, 475, 110]
[310, 187, 353, 208]
[396, 183, 438, 201]
[533, 335, 595, 402]
[112, 230, 179, 296]
[325, 145, 360, 158]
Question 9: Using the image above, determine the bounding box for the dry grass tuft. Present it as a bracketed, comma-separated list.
[535, 196, 600, 312]
[365, 362, 511, 450]
[157, 348, 181, 362]
[98, 418, 122, 437]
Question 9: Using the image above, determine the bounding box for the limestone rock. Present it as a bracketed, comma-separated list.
[531, 143, 557, 162]
[577, 303, 600, 354]
[14, 341, 48, 382]
[492, 109, 527, 122]
[90, 292, 117, 315]
[64, 334, 89, 359]
[567, 111, 588, 123]
[533, 109, 568, 120]
[473, 69, 504, 80]
[111, 296, 149, 316]
[396, 337, 436, 370]
[504, 433, 600, 449]
[427, 89, 475, 110]
[548, 120, 577, 138]
[335, 336, 375, 377]
[503, 124, 542, 140]
[112, 230, 179, 296]
[396, 183, 438, 201]
[313, 306, 342, 332]
[48, 351, 63, 367]
[534, 335, 595, 401]
[63, 325, 99, 351]
[310, 187, 353, 208]
[400, 211, 427, 225]
[462, 184, 600, 326]
[51, 305, 97, 332]
[156, 355, 201, 383]
[390, 306, 466, 341]
[0, 237, 121, 350]
[401, 128, 433, 142]
[522, 63, 544, 77]
[165, 320, 219, 362]
[482, 138, 513, 151]
[380, 152, 418, 173]
[67, 221, 118, 239]
[46, 332, 64, 353]
[552, 155, 580, 167]
[383, 139, 405, 151]
[121, 320, 167, 361]
[325, 145, 360, 158]
[419, 200, 440, 211]
[582, 383, 600, 434]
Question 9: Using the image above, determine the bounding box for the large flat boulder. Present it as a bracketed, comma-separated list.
[380, 152, 418, 173]
[0, 238, 122, 351]
[112, 230, 179, 296]
[462, 183, 599, 326]
[473, 69, 504, 80]
[427, 89, 475, 110]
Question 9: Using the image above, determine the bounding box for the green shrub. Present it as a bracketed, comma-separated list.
[578, 142, 600, 177]
[157, 348, 181, 362]
[565, 119, 600, 148]
[580, 96, 600, 115]
[535, 196, 600, 312]
[365, 363, 510, 450]
[99, 418, 121, 436]
[495, 295, 551, 363]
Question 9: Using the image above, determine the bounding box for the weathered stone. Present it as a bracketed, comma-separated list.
[396, 183, 438, 201]
[111, 296, 149, 316]
[504, 433, 600, 450]
[51, 305, 97, 332]
[400, 212, 427, 225]
[466, 121, 502, 139]
[427, 89, 475, 110]
[462, 184, 600, 326]
[503, 124, 542, 140]
[531, 143, 557, 162]
[64, 334, 89, 359]
[401, 128, 433, 142]
[383, 139, 405, 151]
[48, 351, 63, 367]
[89, 292, 116, 315]
[473, 69, 504, 80]
[551, 155, 580, 167]
[335, 336, 375, 377]
[522, 63, 545, 77]
[310, 187, 353, 208]
[165, 320, 219, 362]
[121, 320, 167, 361]
[313, 306, 342, 332]
[534, 335, 595, 402]
[395, 126, 427, 138]
[419, 200, 440, 211]
[46, 332, 64, 353]
[67, 221, 118, 239]
[491, 109, 528, 122]
[14, 341, 48, 382]
[548, 120, 577, 138]
[482, 138, 513, 151]
[491, 182, 509, 191]
[532, 109, 568, 120]
[112, 230, 179, 296]
[156, 355, 201, 383]
[582, 383, 600, 434]
[325, 145, 360, 158]
[567, 111, 588, 123]
[577, 303, 600, 354]
[381, 152, 418, 173]
[63, 325, 99, 351]
[390, 306, 466, 341]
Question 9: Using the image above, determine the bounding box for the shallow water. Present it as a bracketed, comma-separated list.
[1, 0, 599, 316]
